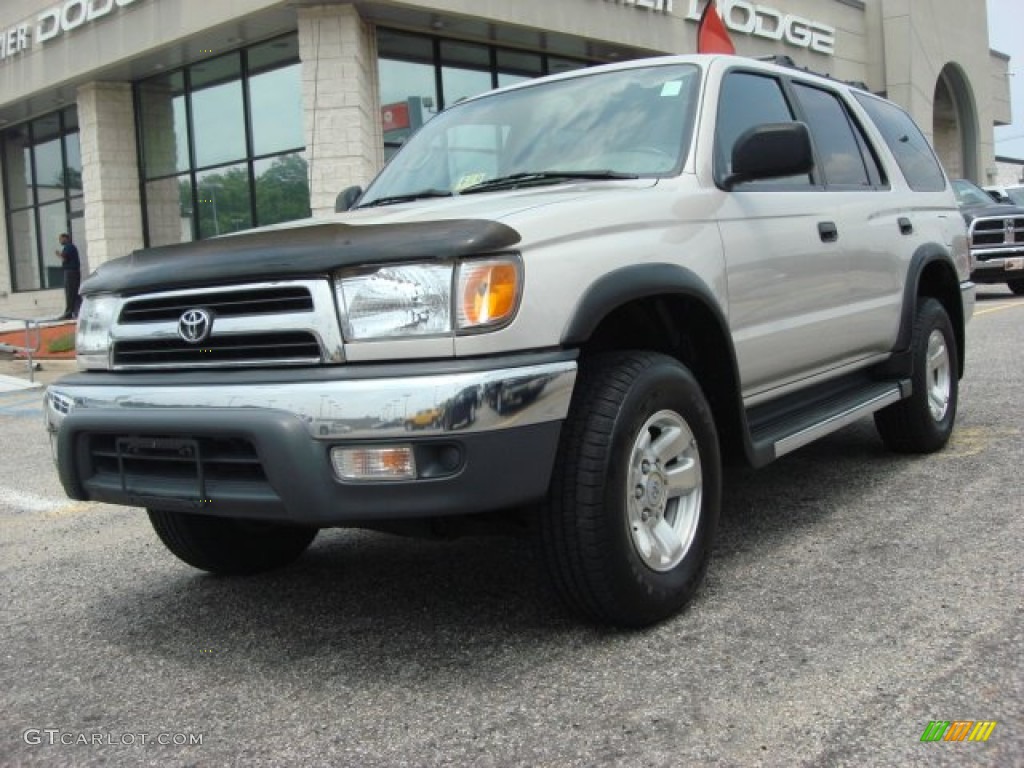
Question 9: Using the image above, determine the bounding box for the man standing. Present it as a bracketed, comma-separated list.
[56, 232, 81, 320]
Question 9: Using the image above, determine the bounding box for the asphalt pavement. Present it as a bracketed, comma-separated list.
[1, 288, 1021, 767]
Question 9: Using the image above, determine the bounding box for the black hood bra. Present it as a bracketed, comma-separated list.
[82, 219, 521, 296]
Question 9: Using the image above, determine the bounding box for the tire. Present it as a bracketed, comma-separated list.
[147, 509, 317, 575]
[1008, 280, 1024, 296]
[874, 298, 958, 453]
[540, 351, 721, 628]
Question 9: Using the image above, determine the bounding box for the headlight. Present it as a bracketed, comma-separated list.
[336, 264, 453, 340]
[334, 256, 521, 341]
[75, 295, 119, 370]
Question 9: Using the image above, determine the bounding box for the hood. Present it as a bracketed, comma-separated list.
[958, 201, 1024, 222]
[82, 180, 656, 296]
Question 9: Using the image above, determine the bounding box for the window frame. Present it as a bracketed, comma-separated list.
[713, 66, 891, 193]
[134, 33, 308, 247]
[2, 107, 83, 294]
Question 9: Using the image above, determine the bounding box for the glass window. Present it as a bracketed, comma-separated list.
[9, 209, 40, 291]
[145, 175, 194, 248]
[64, 134, 83, 196]
[191, 68, 247, 168]
[715, 72, 809, 188]
[249, 63, 304, 156]
[792, 83, 872, 188]
[379, 59, 438, 154]
[2, 132, 33, 210]
[196, 164, 252, 239]
[377, 31, 589, 158]
[249, 36, 299, 73]
[3, 107, 81, 293]
[33, 137, 64, 203]
[137, 34, 307, 245]
[378, 29, 434, 64]
[255, 152, 310, 226]
[440, 41, 493, 108]
[496, 50, 543, 82]
[854, 92, 946, 192]
[138, 71, 189, 178]
[38, 201, 67, 288]
[548, 57, 586, 76]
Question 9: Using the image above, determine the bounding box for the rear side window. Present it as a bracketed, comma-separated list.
[791, 83, 882, 188]
[854, 92, 946, 191]
[715, 72, 811, 188]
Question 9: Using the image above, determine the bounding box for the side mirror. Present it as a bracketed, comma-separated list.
[335, 185, 363, 212]
[722, 122, 814, 190]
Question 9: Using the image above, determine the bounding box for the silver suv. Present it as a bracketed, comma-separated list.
[45, 54, 974, 627]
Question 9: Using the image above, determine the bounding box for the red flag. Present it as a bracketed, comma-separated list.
[697, 0, 736, 55]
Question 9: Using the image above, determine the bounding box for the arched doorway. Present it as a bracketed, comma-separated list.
[932, 63, 978, 182]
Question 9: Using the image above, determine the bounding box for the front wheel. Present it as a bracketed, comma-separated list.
[540, 351, 721, 628]
[1008, 279, 1024, 296]
[874, 298, 958, 453]
[147, 509, 317, 575]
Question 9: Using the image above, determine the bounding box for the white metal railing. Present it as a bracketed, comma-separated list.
[0, 315, 45, 384]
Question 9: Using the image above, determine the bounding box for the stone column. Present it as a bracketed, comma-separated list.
[297, 4, 384, 217]
[77, 82, 145, 268]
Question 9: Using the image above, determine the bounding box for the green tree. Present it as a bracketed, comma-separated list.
[255, 154, 311, 226]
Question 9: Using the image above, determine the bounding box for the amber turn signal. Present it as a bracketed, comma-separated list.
[457, 258, 520, 329]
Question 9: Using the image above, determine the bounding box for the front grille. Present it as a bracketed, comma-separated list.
[119, 286, 313, 323]
[971, 217, 1024, 248]
[112, 331, 321, 367]
[86, 434, 268, 495]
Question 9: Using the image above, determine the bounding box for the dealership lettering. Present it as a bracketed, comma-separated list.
[0, 0, 140, 63]
[604, 0, 837, 55]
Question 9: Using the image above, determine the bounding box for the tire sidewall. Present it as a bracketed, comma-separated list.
[598, 358, 721, 619]
[913, 299, 958, 442]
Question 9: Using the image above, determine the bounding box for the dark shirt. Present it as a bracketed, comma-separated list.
[60, 242, 80, 271]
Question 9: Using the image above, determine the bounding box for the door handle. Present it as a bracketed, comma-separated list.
[818, 221, 838, 242]
[898, 217, 914, 235]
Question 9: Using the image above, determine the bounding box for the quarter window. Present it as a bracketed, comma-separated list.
[854, 91, 946, 192]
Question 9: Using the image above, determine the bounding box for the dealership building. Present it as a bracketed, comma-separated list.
[0, 0, 1013, 318]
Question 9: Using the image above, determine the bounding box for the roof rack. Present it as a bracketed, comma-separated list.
[756, 54, 870, 92]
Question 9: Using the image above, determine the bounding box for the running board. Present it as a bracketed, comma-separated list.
[746, 376, 911, 466]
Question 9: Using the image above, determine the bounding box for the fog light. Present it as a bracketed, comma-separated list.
[331, 445, 416, 481]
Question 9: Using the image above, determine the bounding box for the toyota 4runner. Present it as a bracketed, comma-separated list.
[45, 54, 974, 627]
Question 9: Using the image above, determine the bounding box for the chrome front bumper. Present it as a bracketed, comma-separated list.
[45, 359, 576, 441]
[44, 356, 577, 523]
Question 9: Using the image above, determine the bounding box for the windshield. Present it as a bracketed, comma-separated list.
[359, 63, 700, 207]
[952, 179, 998, 207]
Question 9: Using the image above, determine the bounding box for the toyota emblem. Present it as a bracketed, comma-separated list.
[178, 308, 213, 344]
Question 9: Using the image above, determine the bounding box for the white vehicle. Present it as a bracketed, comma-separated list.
[46, 54, 973, 627]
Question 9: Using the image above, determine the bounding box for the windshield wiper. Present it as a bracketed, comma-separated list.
[356, 189, 453, 208]
[460, 170, 639, 195]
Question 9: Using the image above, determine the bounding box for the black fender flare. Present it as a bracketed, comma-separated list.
[560, 263, 754, 465]
[885, 243, 966, 379]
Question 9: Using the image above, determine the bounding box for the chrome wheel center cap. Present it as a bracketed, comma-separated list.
[645, 471, 666, 508]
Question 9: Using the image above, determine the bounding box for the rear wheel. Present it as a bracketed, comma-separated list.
[1008, 279, 1024, 296]
[540, 351, 721, 627]
[874, 298, 958, 453]
[147, 509, 317, 575]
